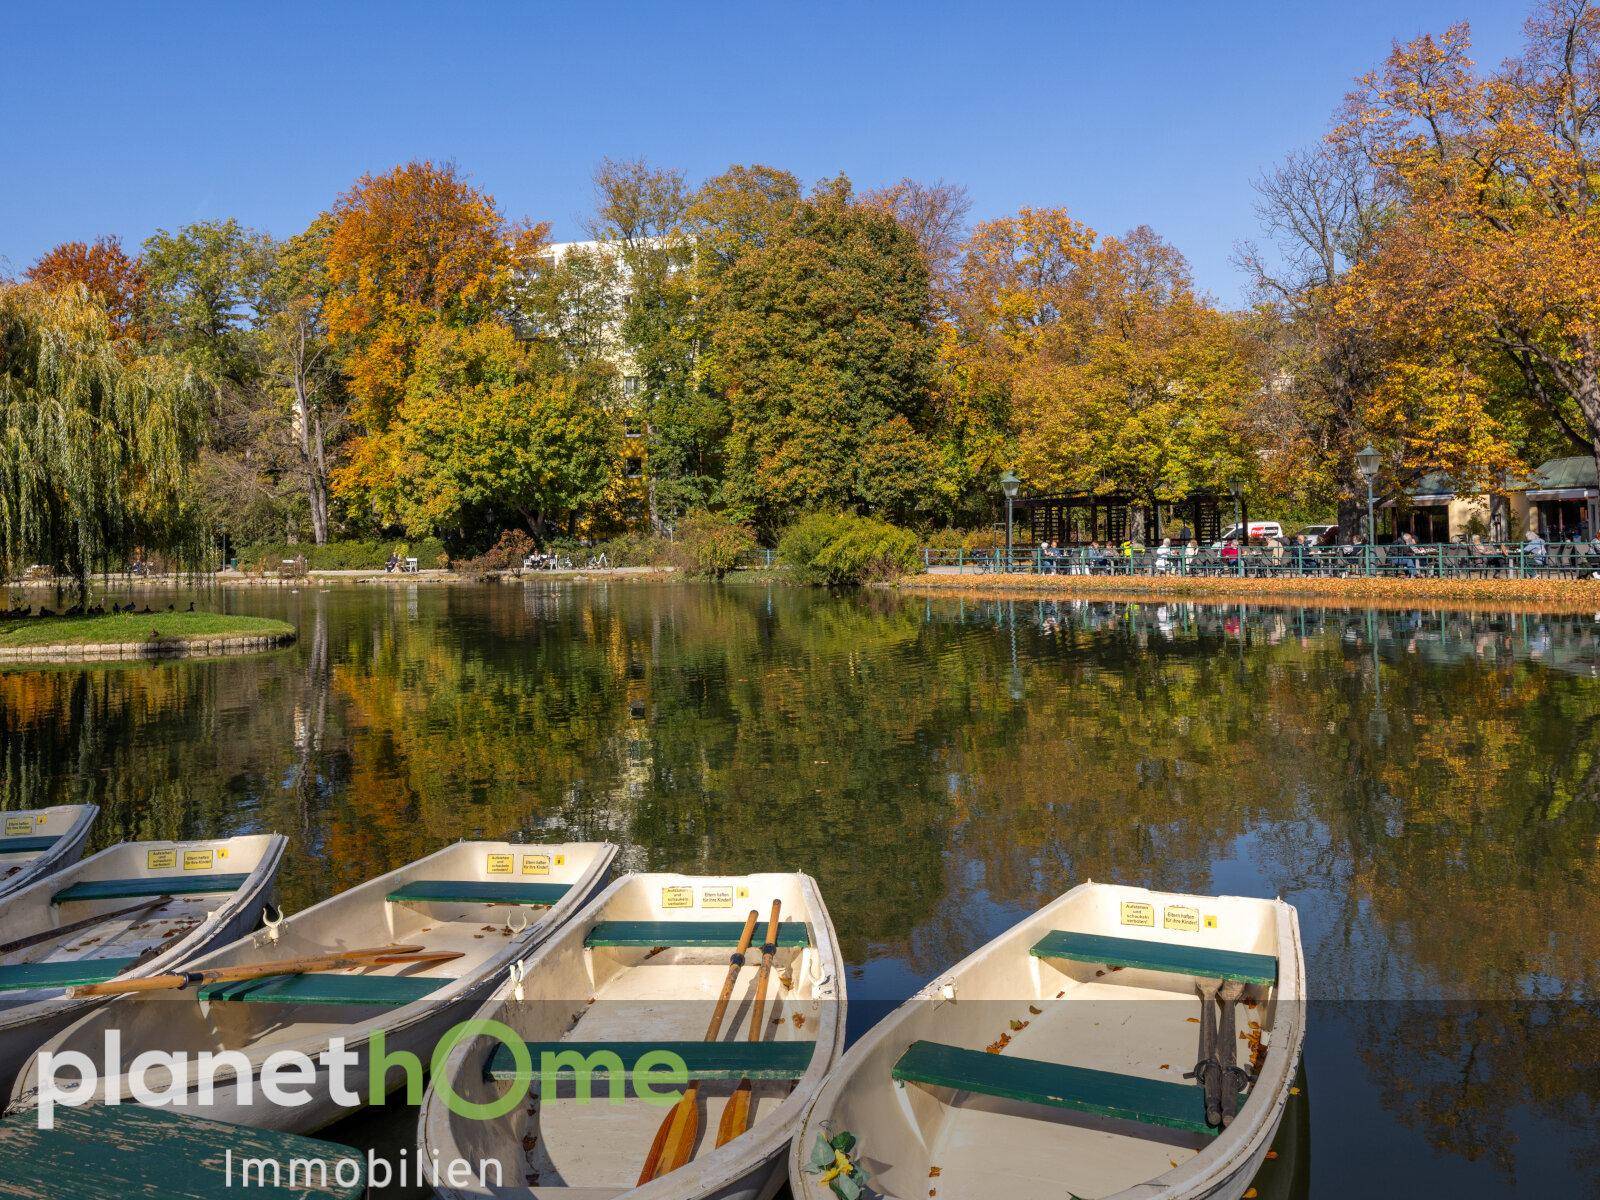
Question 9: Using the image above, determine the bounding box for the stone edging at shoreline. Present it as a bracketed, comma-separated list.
[0, 631, 297, 664]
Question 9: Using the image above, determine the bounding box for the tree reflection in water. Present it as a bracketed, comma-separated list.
[2, 584, 1598, 1195]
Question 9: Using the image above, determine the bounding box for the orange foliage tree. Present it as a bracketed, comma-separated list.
[1336, 1, 1600, 484]
[24, 235, 147, 339]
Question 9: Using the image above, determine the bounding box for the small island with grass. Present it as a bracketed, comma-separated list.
[0, 610, 296, 662]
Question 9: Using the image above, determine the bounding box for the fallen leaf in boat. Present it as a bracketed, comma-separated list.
[1170, 1160, 1178, 1168]
[474, 934, 485, 939]
[1186, 1017, 1200, 1024]
[1110, 965, 1124, 971]
[1009, 1019, 1029, 1032]
[1244, 1190, 1258, 1199]
[522, 1135, 537, 1150]
[985, 1031, 1013, 1054]
[773, 1014, 784, 1025]
[792, 1012, 806, 1028]
[644, 946, 666, 958]
[1028, 1005, 1042, 1015]
[1095, 969, 1105, 977]
[1159, 1063, 1169, 1070]
[1266, 1150, 1278, 1160]
[1055, 990, 1065, 998]
[929, 1167, 942, 1177]
[1289, 1086, 1300, 1096]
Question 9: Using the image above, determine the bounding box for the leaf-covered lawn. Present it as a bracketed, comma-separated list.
[0, 612, 295, 647]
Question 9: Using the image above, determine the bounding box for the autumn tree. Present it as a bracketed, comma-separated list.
[24, 236, 147, 338]
[694, 170, 942, 532]
[1335, 1, 1600, 489]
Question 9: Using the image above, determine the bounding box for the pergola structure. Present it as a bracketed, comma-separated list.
[1015, 491, 1242, 547]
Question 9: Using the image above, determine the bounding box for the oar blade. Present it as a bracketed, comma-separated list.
[715, 1080, 752, 1147]
[641, 1086, 700, 1182]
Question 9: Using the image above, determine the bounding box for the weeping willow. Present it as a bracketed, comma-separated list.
[0, 284, 205, 598]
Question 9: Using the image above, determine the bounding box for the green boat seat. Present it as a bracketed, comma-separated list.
[386, 880, 571, 906]
[51, 873, 249, 904]
[0, 957, 141, 993]
[584, 920, 810, 948]
[487, 1039, 816, 1082]
[0, 1104, 364, 1199]
[0, 836, 58, 854]
[197, 972, 449, 1007]
[893, 1040, 1244, 1136]
[1030, 930, 1277, 986]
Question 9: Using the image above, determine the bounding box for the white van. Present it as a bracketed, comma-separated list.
[1215, 521, 1284, 546]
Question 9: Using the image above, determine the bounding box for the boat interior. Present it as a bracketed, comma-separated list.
[440, 873, 840, 1197]
[819, 887, 1290, 1200]
[0, 836, 282, 1005]
[35, 841, 613, 1062]
[0, 805, 94, 892]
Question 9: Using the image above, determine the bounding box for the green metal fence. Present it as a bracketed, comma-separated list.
[920, 542, 1600, 580]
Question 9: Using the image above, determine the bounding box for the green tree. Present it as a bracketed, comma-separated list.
[393, 322, 615, 538]
[0, 284, 204, 597]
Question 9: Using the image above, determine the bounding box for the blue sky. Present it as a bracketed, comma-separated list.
[3, 1, 1528, 306]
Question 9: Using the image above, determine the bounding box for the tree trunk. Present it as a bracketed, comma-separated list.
[290, 326, 331, 546]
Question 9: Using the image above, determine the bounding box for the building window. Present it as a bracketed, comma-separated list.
[625, 457, 644, 479]
[623, 375, 640, 398]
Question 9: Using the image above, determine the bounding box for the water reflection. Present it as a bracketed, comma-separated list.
[2, 583, 1599, 1196]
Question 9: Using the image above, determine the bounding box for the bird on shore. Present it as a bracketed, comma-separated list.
[186, 601, 195, 612]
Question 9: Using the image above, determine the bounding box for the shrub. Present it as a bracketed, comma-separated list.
[670, 510, 757, 579]
[590, 531, 669, 567]
[237, 538, 449, 572]
[779, 513, 921, 586]
[457, 529, 535, 575]
[922, 527, 1005, 553]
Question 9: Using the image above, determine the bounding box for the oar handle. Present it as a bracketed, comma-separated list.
[702, 909, 760, 1042]
[747, 899, 783, 1041]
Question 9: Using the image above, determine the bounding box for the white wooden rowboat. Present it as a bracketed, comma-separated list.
[420, 871, 847, 1200]
[0, 832, 286, 1100]
[789, 882, 1304, 1200]
[9, 839, 617, 1132]
[0, 805, 98, 899]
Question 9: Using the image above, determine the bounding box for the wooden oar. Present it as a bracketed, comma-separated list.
[1193, 978, 1223, 1128]
[0, 897, 171, 956]
[637, 909, 759, 1185]
[716, 898, 782, 1147]
[1216, 978, 1247, 1127]
[67, 943, 430, 997]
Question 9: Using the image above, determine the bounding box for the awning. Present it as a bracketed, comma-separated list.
[1382, 494, 1451, 507]
[1526, 488, 1597, 501]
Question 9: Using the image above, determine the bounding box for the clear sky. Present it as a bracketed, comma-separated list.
[3, 1, 1529, 306]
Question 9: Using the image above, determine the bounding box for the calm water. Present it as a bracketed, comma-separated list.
[4, 581, 1599, 1197]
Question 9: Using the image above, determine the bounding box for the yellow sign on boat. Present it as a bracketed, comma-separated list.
[183, 849, 214, 871]
[4, 817, 31, 837]
[1163, 905, 1201, 933]
[662, 885, 694, 909]
[701, 885, 733, 909]
[521, 854, 551, 876]
[147, 849, 177, 870]
[486, 853, 514, 875]
[1120, 900, 1155, 928]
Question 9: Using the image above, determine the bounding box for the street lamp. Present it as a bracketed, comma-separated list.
[1227, 477, 1243, 539]
[1356, 444, 1381, 542]
[999, 470, 1021, 569]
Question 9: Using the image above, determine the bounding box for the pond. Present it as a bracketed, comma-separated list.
[3, 580, 1598, 1197]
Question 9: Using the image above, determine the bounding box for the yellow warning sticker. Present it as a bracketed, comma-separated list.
[147, 848, 177, 870]
[1204, 914, 1219, 929]
[736, 885, 750, 900]
[662, 885, 694, 910]
[1163, 905, 1201, 933]
[3, 817, 31, 837]
[521, 854, 551, 876]
[486, 853, 514, 875]
[554, 853, 566, 866]
[701, 885, 734, 910]
[182, 849, 214, 871]
[1120, 900, 1155, 928]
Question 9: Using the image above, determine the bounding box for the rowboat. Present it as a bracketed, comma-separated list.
[9, 839, 618, 1132]
[789, 882, 1304, 1200]
[0, 833, 286, 1100]
[420, 871, 846, 1200]
[0, 804, 98, 899]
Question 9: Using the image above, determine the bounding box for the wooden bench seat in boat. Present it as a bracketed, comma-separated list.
[892, 1040, 1242, 1137]
[196, 971, 449, 1007]
[583, 920, 811, 948]
[0, 956, 142, 993]
[0, 836, 59, 854]
[386, 880, 571, 906]
[51, 873, 250, 904]
[0, 1103, 365, 1199]
[1029, 930, 1278, 986]
[487, 1039, 817, 1081]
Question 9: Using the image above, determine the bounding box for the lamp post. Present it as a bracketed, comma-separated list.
[1000, 470, 1021, 571]
[1356, 444, 1381, 543]
[1227, 477, 1243, 536]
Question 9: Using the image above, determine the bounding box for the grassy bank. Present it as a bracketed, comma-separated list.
[0, 612, 295, 648]
[894, 571, 1600, 615]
